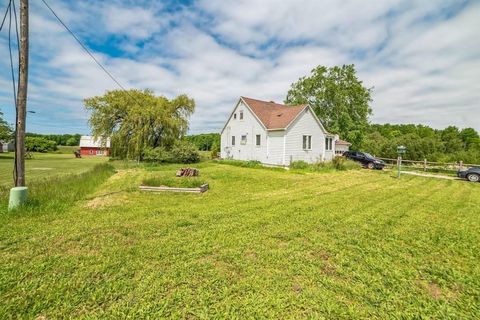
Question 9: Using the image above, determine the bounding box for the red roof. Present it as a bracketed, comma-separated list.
[241, 96, 307, 130]
[335, 139, 351, 146]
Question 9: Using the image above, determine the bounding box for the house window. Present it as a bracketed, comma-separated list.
[239, 110, 244, 120]
[302, 135, 312, 150]
[325, 137, 333, 151]
[241, 135, 247, 145]
[96, 150, 104, 155]
[232, 136, 235, 146]
[233, 113, 237, 119]
[88, 149, 94, 155]
[256, 134, 261, 146]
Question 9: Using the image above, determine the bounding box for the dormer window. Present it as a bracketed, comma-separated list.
[239, 110, 244, 120]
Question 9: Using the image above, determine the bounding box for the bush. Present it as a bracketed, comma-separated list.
[290, 160, 310, 170]
[210, 140, 220, 159]
[25, 137, 57, 152]
[170, 142, 200, 163]
[143, 146, 172, 163]
[290, 158, 361, 171]
[143, 142, 200, 164]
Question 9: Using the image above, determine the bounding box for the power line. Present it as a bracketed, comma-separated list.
[8, 0, 17, 108]
[0, 0, 11, 32]
[40, 0, 130, 93]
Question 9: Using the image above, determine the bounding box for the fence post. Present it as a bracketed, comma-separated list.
[397, 156, 401, 179]
[424, 159, 427, 172]
[459, 161, 463, 171]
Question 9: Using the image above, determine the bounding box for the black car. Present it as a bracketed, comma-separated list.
[343, 151, 385, 169]
[457, 167, 480, 182]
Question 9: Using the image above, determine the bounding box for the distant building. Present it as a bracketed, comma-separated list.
[0, 141, 14, 153]
[79, 135, 110, 156]
[335, 139, 352, 155]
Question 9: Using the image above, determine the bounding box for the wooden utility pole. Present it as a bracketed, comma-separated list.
[14, 0, 28, 187]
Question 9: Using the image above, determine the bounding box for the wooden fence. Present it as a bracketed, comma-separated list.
[377, 157, 480, 174]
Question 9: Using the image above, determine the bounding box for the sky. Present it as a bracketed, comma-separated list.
[0, 0, 479, 135]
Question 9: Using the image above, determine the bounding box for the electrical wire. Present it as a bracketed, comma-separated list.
[0, 0, 11, 32]
[8, 0, 17, 108]
[40, 0, 140, 104]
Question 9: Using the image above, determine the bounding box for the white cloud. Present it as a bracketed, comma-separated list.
[0, 0, 478, 134]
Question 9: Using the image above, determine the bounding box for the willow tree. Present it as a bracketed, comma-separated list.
[84, 89, 195, 160]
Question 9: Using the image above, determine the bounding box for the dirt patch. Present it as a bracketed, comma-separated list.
[292, 283, 303, 294]
[416, 279, 459, 300]
[84, 193, 130, 209]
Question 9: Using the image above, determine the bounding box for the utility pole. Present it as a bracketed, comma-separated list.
[9, 0, 28, 210]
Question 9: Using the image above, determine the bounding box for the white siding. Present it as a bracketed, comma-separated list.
[220, 100, 338, 165]
[265, 131, 285, 165]
[284, 108, 326, 164]
[220, 101, 268, 162]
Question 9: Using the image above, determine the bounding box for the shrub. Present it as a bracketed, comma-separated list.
[25, 137, 57, 152]
[143, 142, 200, 164]
[332, 156, 345, 169]
[210, 140, 220, 159]
[170, 142, 200, 163]
[290, 160, 310, 170]
[143, 146, 172, 163]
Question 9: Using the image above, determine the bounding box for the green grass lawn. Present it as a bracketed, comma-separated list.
[0, 160, 479, 318]
[0, 152, 108, 186]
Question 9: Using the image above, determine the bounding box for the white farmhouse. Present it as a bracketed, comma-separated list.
[220, 97, 342, 165]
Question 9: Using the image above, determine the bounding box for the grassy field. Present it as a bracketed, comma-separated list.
[0, 152, 108, 186]
[0, 159, 479, 318]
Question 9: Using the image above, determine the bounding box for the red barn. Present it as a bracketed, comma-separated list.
[79, 136, 111, 156]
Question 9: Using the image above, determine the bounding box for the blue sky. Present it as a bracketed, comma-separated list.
[0, 0, 478, 134]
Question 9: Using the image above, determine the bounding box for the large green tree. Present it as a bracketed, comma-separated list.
[285, 65, 372, 148]
[0, 110, 12, 142]
[84, 89, 195, 160]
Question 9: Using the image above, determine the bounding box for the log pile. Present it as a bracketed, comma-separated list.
[176, 168, 199, 177]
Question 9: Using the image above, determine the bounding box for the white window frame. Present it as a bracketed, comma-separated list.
[231, 136, 235, 146]
[303, 135, 312, 150]
[233, 113, 237, 120]
[241, 135, 247, 145]
[255, 134, 261, 146]
[239, 110, 244, 120]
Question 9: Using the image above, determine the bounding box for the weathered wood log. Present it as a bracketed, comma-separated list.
[176, 168, 199, 177]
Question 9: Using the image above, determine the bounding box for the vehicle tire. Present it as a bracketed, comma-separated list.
[466, 173, 480, 182]
[366, 162, 374, 169]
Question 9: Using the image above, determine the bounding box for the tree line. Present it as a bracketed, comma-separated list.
[25, 133, 81, 146]
[362, 124, 480, 163]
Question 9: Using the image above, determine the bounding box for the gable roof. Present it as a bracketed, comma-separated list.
[240, 96, 307, 130]
[79, 135, 111, 148]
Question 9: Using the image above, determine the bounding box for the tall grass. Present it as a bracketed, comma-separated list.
[290, 157, 361, 172]
[0, 163, 115, 215]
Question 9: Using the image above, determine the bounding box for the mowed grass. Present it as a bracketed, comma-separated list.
[0, 161, 479, 318]
[0, 152, 108, 186]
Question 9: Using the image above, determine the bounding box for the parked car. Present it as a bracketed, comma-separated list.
[457, 167, 480, 182]
[343, 151, 385, 169]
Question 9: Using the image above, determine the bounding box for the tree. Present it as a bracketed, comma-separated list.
[285, 65, 372, 148]
[459, 128, 480, 150]
[84, 89, 195, 160]
[0, 110, 13, 142]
